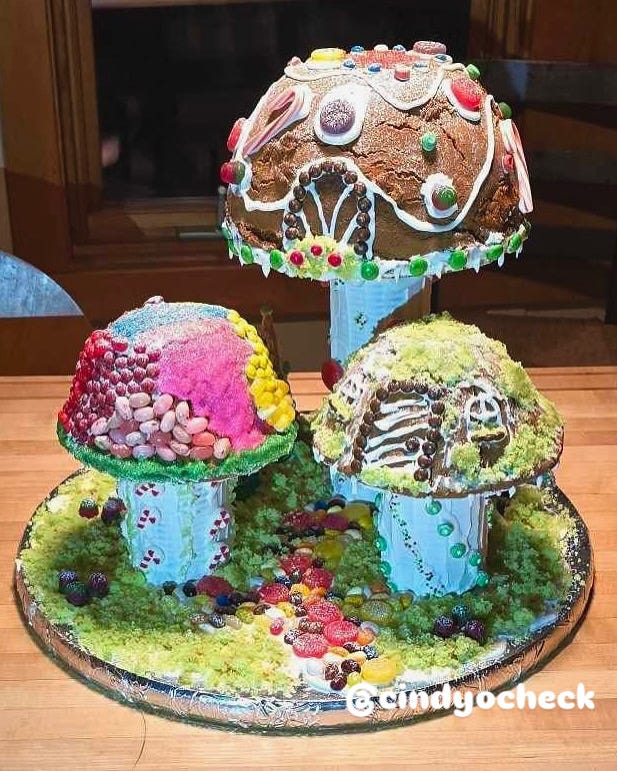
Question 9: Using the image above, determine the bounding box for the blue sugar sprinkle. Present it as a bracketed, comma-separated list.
[367, 63, 381, 73]
[109, 302, 228, 339]
[342, 59, 356, 69]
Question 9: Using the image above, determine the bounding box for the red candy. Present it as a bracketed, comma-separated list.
[310, 244, 323, 257]
[270, 618, 284, 636]
[258, 583, 291, 604]
[322, 513, 349, 531]
[226, 117, 245, 152]
[327, 252, 342, 268]
[413, 40, 447, 55]
[196, 575, 233, 597]
[303, 567, 333, 590]
[283, 510, 315, 532]
[289, 250, 304, 266]
[280, 553, 313, 575]
[324, 620, 359, 646]
[451, 78, 482, 111]
[307, 599, 343, 625]
[292, 633, 330, 659]
[321, 358, 343, 391]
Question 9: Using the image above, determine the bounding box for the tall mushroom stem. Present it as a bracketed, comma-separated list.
[117, 477, 235, 585]
[329, 276, 426, 363]
[331, 472, 489, 596]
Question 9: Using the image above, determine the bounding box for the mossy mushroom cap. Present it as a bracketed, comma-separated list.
[312, 315, 563, 497]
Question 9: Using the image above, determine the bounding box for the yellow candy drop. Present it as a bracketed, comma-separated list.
[310, 47, 345, 62]
[347, 671, 363, 686]
[361, 657, 399, 685]
[344, 502, 372, 522]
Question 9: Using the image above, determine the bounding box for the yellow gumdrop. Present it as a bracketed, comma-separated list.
[314, 537, 345, 562]
[250, 379, 267, 397]
[291, 583, 310, 597]
[256, 391, 274, 409]
[347, 671, 363, 687]
[361, 657, 399, 685]
[344, 502, 372, 522]
[310, 47, 345, 62]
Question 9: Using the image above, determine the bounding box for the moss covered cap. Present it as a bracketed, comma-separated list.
[312, 314, 563, 497]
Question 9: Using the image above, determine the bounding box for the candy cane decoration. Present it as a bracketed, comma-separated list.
[208, 508, 231, 539]
[135, 482, 161, 498]
[243, 85, 312, 157]
[500, 119, 533, 214]
[139, 548, 162, 569]
[136, 508, 157, 530]
[208, 544, 231, 571]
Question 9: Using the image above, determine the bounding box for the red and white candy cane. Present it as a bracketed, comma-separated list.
[243, 86, 310, 157]
[208, 544, 231, 571]
[137, 508, 157, 530]
[139, 548, 161, 569]
[500, 119, 533, 214]
[135, 482, 161, 498]
[208, 508, 231, 538]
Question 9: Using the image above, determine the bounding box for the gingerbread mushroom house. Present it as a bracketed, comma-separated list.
[312, 316, 563, 596]
[221, 42, 532, 372]
[57, 299, 296, 585]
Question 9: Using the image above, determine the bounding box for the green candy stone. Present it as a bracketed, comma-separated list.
[387, 581, 398, 593]
[425, 500, 442, 515]
[466, 63, 481, 80]
[379, 561, 392, 577]
[376, 536, 387, 551]
[421, 132, 438, 153]
[448, 249, 467, 270]
[240, 244, 254, 264]
[436, 186, 457, 208]
[437, 522, 454, 537]
[486, 243, 504, 262]
[269, 249, 283, 269]
[361, 261, 379, 281]
[468, 551, 482, 567]
[499, 101, 512, 119]
[507, 233, 522, 252]
[409, 258, 428, 277]
[476, 570, 490, 588]
[450, 542, 467, 559]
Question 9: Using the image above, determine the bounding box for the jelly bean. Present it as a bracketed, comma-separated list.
[125, 431, 146, 447]
[133, 406, 154, 423]
[152, 393, 173, 416]
[169, 440, 190, 456]
[114, 396, 132, 421]
[213, 437, 232, 460]
[193, 431, 216, 447]
[128, 392, 150, 409]
[90, 417, 109, 436]
[149, 430, 172, 448]
[107, 412, 123, 430]
[110, 443, 132, 459]
[94, 435, 112, 452]
[132, 444, 155, 460]
[189, 446, 214, 461]
[109, 428, 128, 445]
[184, 417, 209, 435]
[356, 627, 376, 646]
[172, 424, 191, 444]
[160, 410, 176, 433]
[139, 419, 159, 437]
[175, 401, 190, 425]
[156, 446, 177, 463]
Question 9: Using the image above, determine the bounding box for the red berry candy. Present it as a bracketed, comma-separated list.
[195, 575, 233, 597]
[220, 160, 245, 185]
[258, 582, 291, 604]
[289, 250, 304, 266]
[78, 499, 99, 519]
[451, 78, 482, 111]
[111, 337, 129, 353]
[292, 633, 329, 659]
[283, 510, 315, 533]
[307, 599, 343, 625]
[270, 618, 284, 636]
[323, 620, 359, 646]
[310, 244, 323, 257]
[327, 252, 342, 268]
[280, 553, 313, 575]
[303, 567, 333, 590]
[321, 358, 343, 391]
[227, 117, 245, 152]
[322, 513, 349, 531]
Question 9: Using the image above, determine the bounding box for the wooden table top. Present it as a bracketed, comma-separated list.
[1, 369, 616, 770]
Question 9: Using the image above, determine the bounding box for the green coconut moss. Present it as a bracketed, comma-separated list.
[58, 422, 297, 483]
[359, 467, 430, 496]
[450, 443, 482, 478]
[311, 419, 346, 461]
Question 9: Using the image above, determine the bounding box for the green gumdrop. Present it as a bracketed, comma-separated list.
[269, 249, 283, 269]
[466, 63, 481, 80]
[450, 542, 467, 559]
[448, 250, 467, 270]
[240, 244, 254, 264]
[436, 186, 457, 208]
[361, 261, 379, 281]
[486, 243, 503, 262]
[409, 258, 428, 277]
[421, 132, 438, 153]
[426, 500, 442, 515]
[499, 101, 512, 119]
[379, 561, 392, 577]
[476, 570, 490, 587]
[507, 233, 522, 253]
[438, 522, 454, 537]
[468, 551, 482, 567]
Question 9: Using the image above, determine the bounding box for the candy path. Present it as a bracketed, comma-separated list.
[1, 368, 617, 770]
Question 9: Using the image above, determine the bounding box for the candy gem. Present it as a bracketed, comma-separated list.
[451, 78, 482, 111]
[486, 243, 504, 262]
[466, 63, 481, 80]
[360, 261, 379, 281]
[379, 561, 392, 577]
[220, 160, 245, 185]
[450, 542, 467, 559]
[469, 551, 482, 567]
[409, 257, 428, 277]
[392, 44, 406, 52]
[476, 570, 490, 588]
[289, 250, 304, 266]
[240, 244, 254, 264]
[310, 47, 345, 63]
[327, 252, 342, 268]
[432, 185, 457, 211]
[502, 153, 515, 172]
[375, 536, 387, 551]
[310, 244, 323, 257]
[350, 45, 365, 53]
[448, 249, 467, 270]
[270, 249, 283, 269]
[342, 59, 356, 69]
[367, 63, 381, 74]
[438, 522, 454, 537]
[507, 233, 522, 252]
[394, 64, 410, 82]
[421, 132, 438, 153]
[425, 500, 442, 515]
[226, 117, 245, 152]
[321, 358, 344, 391]
[498, 101, 512, 119]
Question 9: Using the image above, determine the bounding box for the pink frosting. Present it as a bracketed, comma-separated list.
[152, 319, 267, 451]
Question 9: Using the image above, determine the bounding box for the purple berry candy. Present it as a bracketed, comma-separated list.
[59, 569, 79, 593]
[101, 497, 126, 525]
[88, 572, 109, 598]
[433, 615, 458, 638]
[65, 581, 90, 607]
[462, 619, 486, 644]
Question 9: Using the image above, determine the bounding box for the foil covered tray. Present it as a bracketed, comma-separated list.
[14, 474, 593, 734]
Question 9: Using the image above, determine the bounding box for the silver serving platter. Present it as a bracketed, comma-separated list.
[14, 472, 593, 733]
